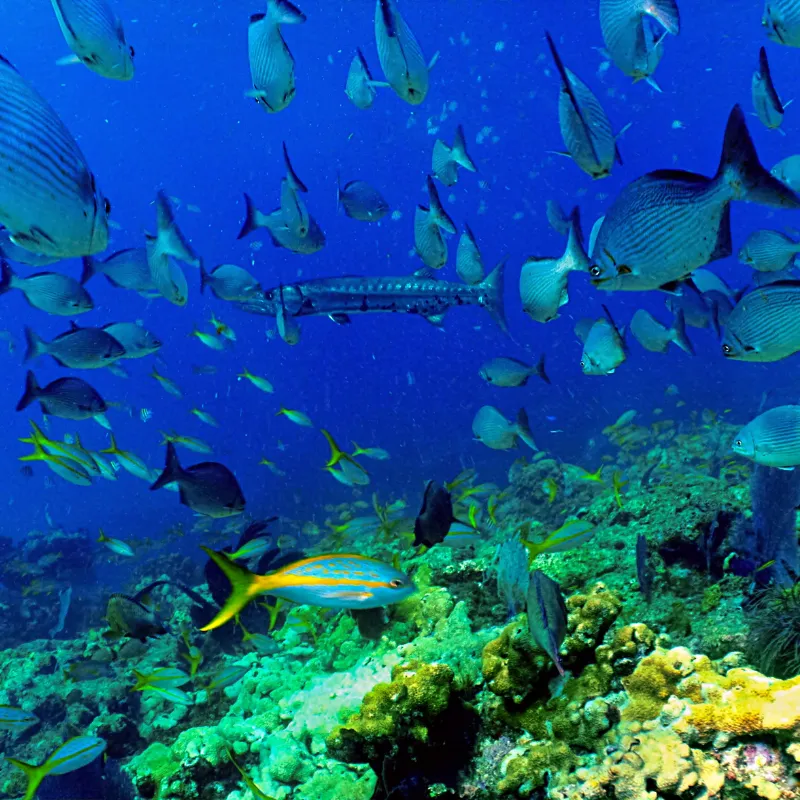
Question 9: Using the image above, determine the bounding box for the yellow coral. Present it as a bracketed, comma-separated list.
[621, 647, 695, 722]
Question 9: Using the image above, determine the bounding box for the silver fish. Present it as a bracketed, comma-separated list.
[733, 405, 800, 468]
[599, 0, 679, 86]
[738, 228, 800, 272]
[579, 305, 626, 375]
[772, 154, 800, 191]
[16, 370, 106, 420]
[200, 263, 261, 302]
[414, 207, 447, 269]
[237, 261, 509, 334]
[24, 323, 125, 368]
[375, 0, 430, 105]
[752, 47, 785, 130]
[51, 0, 134, 80]
[752, 265, 798, 286]
[472, 406, 537, 451]
[630, 308, 693, 354]
[102, 322, 162, 358]
[546, 32, 621, 179]
[763, 0, 800, 47]
[0, 230, 60, 267]
[590, 105, 800, 292]
[81, 248, 155, 295]
[520, 206, 589, 323]
[691, 268, 733, 297]
[432, 125, 477, 187]
[456, 222, 484, 285]
[238, 194, 324, 254]
[526, 569, 568, 675]
[0, 54, 109, 258]
[0, 263, 93, 315]
[246, 0, 306, 113]
[280, 177, 310, 238]
[479, 355, 550, 387]
[345, 48, 377, 110]
[721, 282, 800, 361]
[337, 177, 389, 222]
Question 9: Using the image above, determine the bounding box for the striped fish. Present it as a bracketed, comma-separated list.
[722, 282, 800, 362]
[599, 0, 679, 86]
[733, 405, 800, 468]
[200, 549, 416, 630]
[280, 177, 310, 238]
[590, 106, 800, 292]
[764, 0, 800, 47]
[752, 47, 785, 130]
[546, 32, 621, 179]
[472, 406, 537, 451]
[520, 206, 589, 323]
[375, 0, 430, 105]
[345, 48, 377, 110]
[414, 207, 447, 269]
[81, 248, 156, 295]
[456, 223, 484, 285]
[739, 228, 800, 272]
[51, 0, 134, 80]
[246, 0, 306, 113]
[432, 125, 477, 187]
[0, 55, 109, 258]
[0, 263, 93, 315]
[772, 154, 800, 191]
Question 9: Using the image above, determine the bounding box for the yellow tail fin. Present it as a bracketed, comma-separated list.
[321, 429, 367, 473]
[199, 548, 271, 632]
[6, 758, 47, 800]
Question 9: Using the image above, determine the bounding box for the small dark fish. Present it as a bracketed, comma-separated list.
[636, 533, 652, 601]
[246, 0, 306, 113]
[24, 323, 125, 368]
[752, 46, 785, 131]
[19, 465, 34, 478]
[664, 280, 713, 328]
[104, 592, 167, 642]
[16, 370, 107, 420]
[772, 154, 800, 191]
[763, 1, 800, 48]
[413, 480, 455, 547]
[432, 124, 477, 187]
[345, 48, 377, 109]
[64, 659, 114, 682]
[150, 442, 246, 518]
[337, 176, 389, 222]
[81, 248, 155, 295]
[590, 106, 800, 292]
[526, 569, 568, 674]
[546, 200, 570, 236]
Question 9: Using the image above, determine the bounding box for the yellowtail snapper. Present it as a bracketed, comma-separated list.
[98, 529, 134, 557]
[150, 442, 246, 518]
[0, 706, 38, 734]
[0, 54, 110, 258]
[521, 519, 594, 562]
[51, 0, 135, 80]
[414, 480, 459, 548]
[200, 549, 416, 630]
[590, 106, 800, 292]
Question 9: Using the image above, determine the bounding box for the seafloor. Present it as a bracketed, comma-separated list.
[1, 406, 799, 800]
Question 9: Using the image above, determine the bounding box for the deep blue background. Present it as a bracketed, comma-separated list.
[2, 1, 796, 544]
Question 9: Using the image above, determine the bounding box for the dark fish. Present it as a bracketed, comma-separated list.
[664, 280, 713, 328]
[635, 533, 652, 601]
[237, 261, 509, 334]
[81, 248, 155, 295]
[337, 176, 389, 222]
[104, 593, 167, 642]
[590, 106, 800, 292]
[526, 569, 568, 675]
[16, 370, 107, 420]
[763, 1, 800, 47]
[24, 323, 125, 368]
[0, 262, 93, 315]
[546, 31, 621, 179]
[375, 0, 431, 105]
[51, 0, 135, 80]
[246, 0, 306, 112]
[752, 46, 785, 130]
[432, 124, 477, 187]
[599, 0, 679, 87]
[456, 222, 484, 285]
[20, 465, 34, 478]
[0, 53, 110, 258]
[64, 659, 114, 681]
[413, 481, 456, 547]
[630, 308, 693, 354]
[150, 442, 246, 518]
[721, 282, 800, 361]
[200, 263, 261, 302]
[345, 48, 377, 110]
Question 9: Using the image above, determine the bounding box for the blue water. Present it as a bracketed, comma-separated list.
[1, 0, 792, 544]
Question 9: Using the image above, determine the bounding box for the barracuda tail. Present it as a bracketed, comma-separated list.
[720, 105, 800, 209]
[479, 258, 510, 336]
[199, 547, 272, 631]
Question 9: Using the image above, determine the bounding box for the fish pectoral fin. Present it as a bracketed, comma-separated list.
[423, 313, 446, 327]
[55, 54, 82, 66]
[644, 77, 662, 93]
[328, 313, 351, 325]
[778, 467, 796, 471]
[546, 150, 573, 160]
[427, 51, 441, 71]
[367, 80, 391, 88]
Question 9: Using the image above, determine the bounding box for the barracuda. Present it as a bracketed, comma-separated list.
[236, 261, 508, 334]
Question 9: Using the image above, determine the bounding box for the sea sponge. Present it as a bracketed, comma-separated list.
[563, 583, 623, 666]
[481, 618, 548, 704]
[621, 646, 696, 722]
[498, 740, 575, 795]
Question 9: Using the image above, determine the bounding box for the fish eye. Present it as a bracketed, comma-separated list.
[722, 344, 732, 354]
[589, 265, 601, 277]
[130, 46, 135, 57]
[104, 198, 112, 214]
[735, 439, 743, 447]
[389, 579, 404, 589]
[579, 360, 585, 368]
